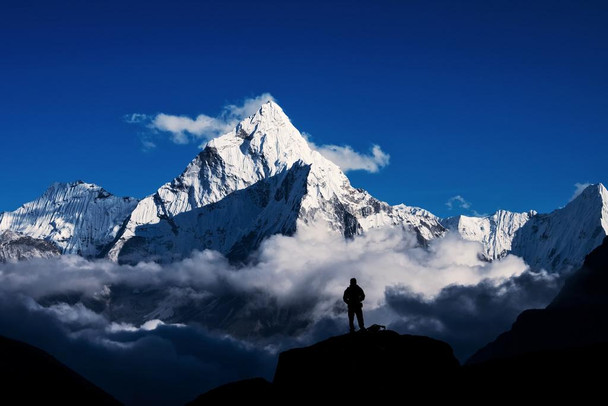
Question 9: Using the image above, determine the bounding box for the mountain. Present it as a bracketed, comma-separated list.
[0, 334, 122, 405]
[0, 230, 60, 262]
[107, 101, 445, 264]
[0, 181, 138, 258]
[442, 183, 608, 273]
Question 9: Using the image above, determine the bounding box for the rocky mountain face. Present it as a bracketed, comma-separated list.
[0, 181, 138, 258]
[0, 230, 60, 262]
[0, 101, 606, 272]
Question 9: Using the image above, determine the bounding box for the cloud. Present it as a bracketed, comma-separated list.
[123, 113, 148, 124]
[0, 226, 564, 404]
[126, 93, 276, 146]
[445, 195, 487, 217]
[302, 133, 389, 173]
[313, 144, 390, 173]
[570, 182, 592, 202]
[446, 195, 471, 210]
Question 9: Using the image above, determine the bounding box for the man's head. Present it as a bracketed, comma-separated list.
[350, 278, 357, 285]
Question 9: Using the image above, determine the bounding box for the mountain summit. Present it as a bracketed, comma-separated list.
[107, 100, 445, 263]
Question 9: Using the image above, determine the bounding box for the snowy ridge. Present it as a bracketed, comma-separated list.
[0, 181, 138, 257]
[442, 210, 537, 261]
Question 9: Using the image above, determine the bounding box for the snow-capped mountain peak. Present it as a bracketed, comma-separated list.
[107, 101, 445, 263]
[206, 100, 317, 174]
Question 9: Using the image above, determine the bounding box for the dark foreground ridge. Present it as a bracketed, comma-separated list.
[190, 326, 608, 405]
[189, 328, 461, 404]
[0, 334, 122, 406]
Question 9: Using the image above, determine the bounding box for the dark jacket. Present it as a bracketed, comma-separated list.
[343, 284, 365, 309]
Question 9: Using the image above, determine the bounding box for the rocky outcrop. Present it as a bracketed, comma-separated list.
[188, 329, 461, 404]
[0, 230, 60, 262]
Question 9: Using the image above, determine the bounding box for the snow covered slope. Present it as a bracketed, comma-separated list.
[108, 101, 445, 263]
[0, 181, 138, 257]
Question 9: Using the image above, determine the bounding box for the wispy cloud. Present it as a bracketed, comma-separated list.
[314, 144, 390, 173]
[302, 133, 389, 173]
[570, 182, 592, 202]
[446, 195, 471, 210]
[445, 195, 486, 217]
[125, 93, 276, 147]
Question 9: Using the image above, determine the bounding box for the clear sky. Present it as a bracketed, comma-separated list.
[1, 0, 607, 218]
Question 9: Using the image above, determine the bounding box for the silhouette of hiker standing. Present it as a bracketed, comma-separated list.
[343, 278, 366, 333]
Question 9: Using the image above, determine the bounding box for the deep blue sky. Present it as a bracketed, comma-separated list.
[1, 0, 607, 218]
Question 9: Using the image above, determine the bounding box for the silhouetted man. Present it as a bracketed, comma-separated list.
[343, 277, 365, 333]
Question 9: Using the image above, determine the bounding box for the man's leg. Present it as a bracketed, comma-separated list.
[356, 308, 365, 330]
[348, 309, 355, 333]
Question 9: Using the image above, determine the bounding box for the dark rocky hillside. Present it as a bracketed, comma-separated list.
[0, 334, 122, 405]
